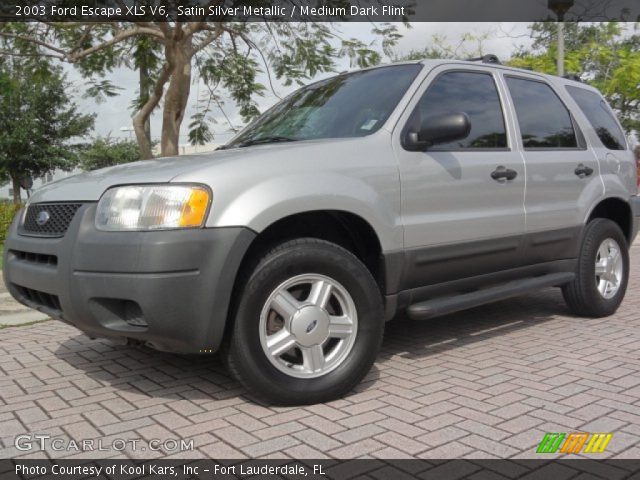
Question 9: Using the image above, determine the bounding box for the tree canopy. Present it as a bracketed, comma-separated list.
[509, 22, 640, 135]
[0, 57, 94, 203]
[0, 19, 402, 159]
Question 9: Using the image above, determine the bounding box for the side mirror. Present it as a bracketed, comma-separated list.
[405, 112, 471, 151]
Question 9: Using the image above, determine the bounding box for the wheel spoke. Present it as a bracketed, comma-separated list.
[597, 279, 605, 295]
[328, 315, 354, 339]
[595, 260, 607, 276]
[302, 345, 325, 372]
[266, 330, 297, 357]
[613, 254, 623, 270]
[271, 290, 300, 320]
[308, 280, 332, 309]
[598, 244, 609, 261]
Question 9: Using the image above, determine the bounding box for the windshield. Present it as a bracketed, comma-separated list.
[226, 64, 422, 148]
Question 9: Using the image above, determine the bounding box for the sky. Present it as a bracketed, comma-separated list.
[66, 22, 534, 146]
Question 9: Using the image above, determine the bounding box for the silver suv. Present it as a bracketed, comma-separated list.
[4, 59, 639, 404]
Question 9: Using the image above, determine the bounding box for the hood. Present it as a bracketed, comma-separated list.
[28, 151, 234, 203]
[27, 136, 379, 204]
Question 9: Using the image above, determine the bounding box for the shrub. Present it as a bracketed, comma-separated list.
[0, 202, 22, 244]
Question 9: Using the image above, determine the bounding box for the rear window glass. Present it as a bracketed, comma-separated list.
[566, 86, 626, 150]
[505, 77, 578, 149]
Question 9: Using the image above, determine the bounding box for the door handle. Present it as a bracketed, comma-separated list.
[575, 164, 594, 178]
[491, 166, 518, 181]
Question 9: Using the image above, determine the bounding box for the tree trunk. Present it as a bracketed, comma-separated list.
[133, 56, 155, 160]
[160, 41, 192, 157]
[11, 175, 21, 205]
[140, 57, 151, 143]
[133, 115, 155, 159]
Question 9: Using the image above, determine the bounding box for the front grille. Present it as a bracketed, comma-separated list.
[22, 203, 82, 237]
[13, 284, 62, 313]
[10, 250, 58, 266]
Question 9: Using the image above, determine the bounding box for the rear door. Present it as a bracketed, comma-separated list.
[393, 65, 526, 289]
[501, 74, 600, 264]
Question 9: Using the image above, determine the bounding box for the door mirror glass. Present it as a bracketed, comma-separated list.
[405, 112, 471, 151]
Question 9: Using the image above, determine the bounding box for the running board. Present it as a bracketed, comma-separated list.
[406, 272, 575, 320]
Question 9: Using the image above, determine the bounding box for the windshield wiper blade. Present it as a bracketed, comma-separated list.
[237, 135, 299, 148]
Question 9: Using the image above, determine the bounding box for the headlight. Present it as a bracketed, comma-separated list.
[96, 185, 211, 231]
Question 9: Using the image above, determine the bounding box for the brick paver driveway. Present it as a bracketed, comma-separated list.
[1, 243, 640, 460]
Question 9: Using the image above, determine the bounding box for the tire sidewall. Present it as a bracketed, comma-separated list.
[230, 240, 384, 403]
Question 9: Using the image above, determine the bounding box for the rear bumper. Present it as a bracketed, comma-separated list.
[3, 204, 255, 353]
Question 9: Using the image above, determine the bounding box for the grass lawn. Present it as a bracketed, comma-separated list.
[0, 244, 3, 269]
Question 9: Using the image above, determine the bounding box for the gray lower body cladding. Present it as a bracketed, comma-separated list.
[3, 204, 255, 353]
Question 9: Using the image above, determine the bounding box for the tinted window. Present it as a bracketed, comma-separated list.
[566, 86, 626, 150]
[506, 77, 577, 149]
[227, 64, 422, 147]
[410, 71, 507, 149]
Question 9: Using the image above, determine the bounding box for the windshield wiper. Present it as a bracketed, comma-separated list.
[236, 135, 299, 148]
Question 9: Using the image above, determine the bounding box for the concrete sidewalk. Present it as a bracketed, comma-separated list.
[0, 291, 49, 328]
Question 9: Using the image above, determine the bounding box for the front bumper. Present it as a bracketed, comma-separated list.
[3, 204, 255, 353]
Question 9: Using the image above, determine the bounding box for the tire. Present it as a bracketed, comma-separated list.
[226, 238, 384, 405]
[562, 218, 629, 317]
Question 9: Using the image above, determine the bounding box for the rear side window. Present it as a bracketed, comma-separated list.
[566, 86, 626, 150]
[412, 71, 507, 149]
[506, 77, 578, 149]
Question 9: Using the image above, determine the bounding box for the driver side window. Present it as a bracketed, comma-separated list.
[411, 71, 508, 150]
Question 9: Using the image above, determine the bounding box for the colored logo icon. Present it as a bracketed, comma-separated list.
[537, 432, 612, 454]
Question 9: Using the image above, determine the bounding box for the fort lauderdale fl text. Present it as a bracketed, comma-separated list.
[17, 463, 326, 477]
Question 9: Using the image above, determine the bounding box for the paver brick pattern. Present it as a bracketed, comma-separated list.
[1, 244, 640, 459]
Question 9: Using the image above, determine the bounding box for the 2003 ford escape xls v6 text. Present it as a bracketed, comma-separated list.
[5, 58, 640, 404]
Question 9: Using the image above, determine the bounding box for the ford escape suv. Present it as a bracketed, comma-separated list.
[4, 59, 639, 405]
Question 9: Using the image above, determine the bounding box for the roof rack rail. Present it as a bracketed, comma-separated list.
[466, 54, 501, 65]
[563, 73, 582, 82]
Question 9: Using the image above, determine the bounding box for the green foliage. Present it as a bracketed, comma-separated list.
[78, 137, 142, 171]
[188, 113, 215, 146]
[0, 57, 94, 202]
[509, 22, 640, 134]
[84, 79, 124, 104]
[0, 202, 21, 244]
[397, 32, 492, 61]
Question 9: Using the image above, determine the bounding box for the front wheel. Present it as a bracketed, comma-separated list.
[226, 238, 384, 405]
[563, 218, 629, 317]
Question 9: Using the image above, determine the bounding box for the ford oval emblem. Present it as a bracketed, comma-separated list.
[305, 319, 318, 334]
[35, 210, 50, 226]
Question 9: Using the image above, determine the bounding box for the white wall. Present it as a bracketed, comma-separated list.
[0, 168, 82, 202]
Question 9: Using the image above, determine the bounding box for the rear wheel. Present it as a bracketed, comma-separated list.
[563, 219, 629, 317]
[226, 238, 384, 405]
